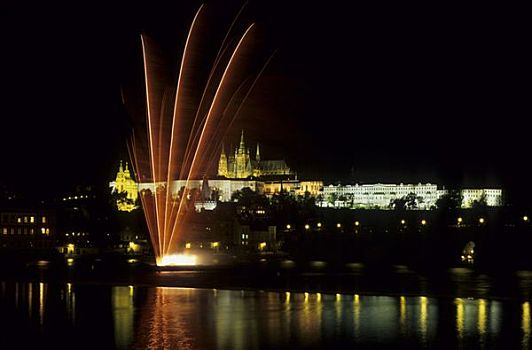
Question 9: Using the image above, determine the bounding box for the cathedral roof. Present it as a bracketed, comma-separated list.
[258, 160, 290, 171]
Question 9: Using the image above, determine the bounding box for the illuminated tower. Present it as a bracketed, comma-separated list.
[217, 145, 228, 177]
[115, 161, 125, 191]
[253, 143, 262, 177]
[234, 130, 252, 178]
[114, 161, 139, 212]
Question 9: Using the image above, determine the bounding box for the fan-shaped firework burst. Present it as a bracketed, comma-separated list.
[126, 4, 273, 266]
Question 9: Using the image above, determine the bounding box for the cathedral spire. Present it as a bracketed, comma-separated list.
[256, 143, 260, 162]
[239, 130, 245, 153]
[119, 160, 123, 172]
[123, 161, 131, 179]
[219, 143, 227, 161]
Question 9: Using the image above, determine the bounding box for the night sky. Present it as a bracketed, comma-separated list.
[1, 2, 529, 203]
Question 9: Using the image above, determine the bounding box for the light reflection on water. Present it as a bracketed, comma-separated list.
[39, 282, 45, 325]
[523, 301, 530, 349]
[1, 282, 532, 349]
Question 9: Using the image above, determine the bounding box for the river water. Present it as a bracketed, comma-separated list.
[1, 278, 531, 349]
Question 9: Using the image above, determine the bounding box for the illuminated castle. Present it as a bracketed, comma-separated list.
[218, 131, 292, 179]
[113, 161, 138, 212]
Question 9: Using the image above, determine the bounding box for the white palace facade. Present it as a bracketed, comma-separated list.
[319, 183, 503, 209]
[320, 183, 443, 209]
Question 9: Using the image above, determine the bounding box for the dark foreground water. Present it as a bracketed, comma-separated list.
[1, 279, 532, 349]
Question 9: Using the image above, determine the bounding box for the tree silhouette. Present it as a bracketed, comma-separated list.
[435, 190, 463, 211]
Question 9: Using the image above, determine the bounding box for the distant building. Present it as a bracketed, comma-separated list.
[218, 131, 292, 179]
[460, 189, 503, 208]
[320, 183, 503, 210]
[234, 222, 277, 252]
[320, 183, 442, 210]
[111, 161, 138, 212]
[0, 209, 55, 249]
[263, 180, 323, 197]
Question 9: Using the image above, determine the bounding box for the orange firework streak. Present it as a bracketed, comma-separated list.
[127, 4, 269, 266]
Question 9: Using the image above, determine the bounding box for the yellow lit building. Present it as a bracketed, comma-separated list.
[218, 131, 291, 179]
[263, 180, 299, 196]
[113, 161, 138, 212]
[262, 180, 323, 197]
[296, 181, 323, 196]
[0, 209, 55, 249]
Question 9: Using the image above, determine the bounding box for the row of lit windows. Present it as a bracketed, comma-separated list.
[1, 227, 50, 235]
[0, 215, 47, 225]
[327, 195, 438, 201]
[462, 190, 502, 194]
[464, 194, 497, 197]
[332, 188, 437, 192]
[327, 192, 501, 201]
[329, 187, 501, 194]
[333, 183, 435, 187]
[325, 189, 438, 195]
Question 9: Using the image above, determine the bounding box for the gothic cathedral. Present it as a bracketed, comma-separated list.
[218, 131, 292, 179]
